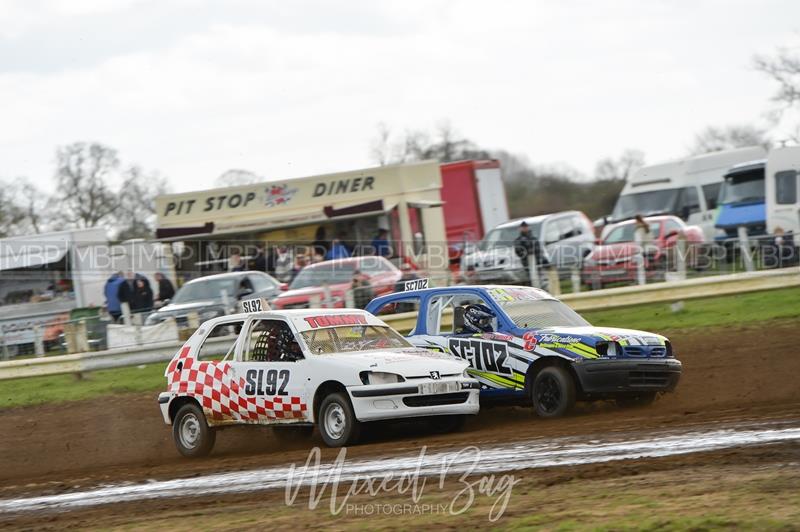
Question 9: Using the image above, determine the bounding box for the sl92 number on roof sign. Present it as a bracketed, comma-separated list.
[403, 278, 429, 291]
[241, 298, 268, 313]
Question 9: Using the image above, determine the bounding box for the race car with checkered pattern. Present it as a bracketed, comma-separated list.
[366, 285, 681, 418]
[158, 306, 479, 456]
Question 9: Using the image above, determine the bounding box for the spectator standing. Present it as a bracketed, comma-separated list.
[274, 245, 294, 282]
[133, 276, 154, 313]
[325, 235, 351, 260]
[513, 221, 546, 285]
[371, 228, 392, 258]
[229, 251, 245, 272]
[251, 245, 267, 272]
[290, 254, 309, 282]
[154, 272, 175, 305]
[351, 269, 374, 309]
[104, 272, 125, 322]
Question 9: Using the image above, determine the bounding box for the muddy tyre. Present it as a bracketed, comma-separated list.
[173, 403, 216, 458]
[615, 392, 657, 408]
[532, 366, 576, 418]
[318, 392, 361, 447]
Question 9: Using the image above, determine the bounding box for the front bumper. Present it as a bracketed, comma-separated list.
[158, 392, 172, 424]
[573, 359, 682, 394]
[348, 378, 480, 421]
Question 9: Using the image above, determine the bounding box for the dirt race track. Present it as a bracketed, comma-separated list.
[1, 319, 799, 529]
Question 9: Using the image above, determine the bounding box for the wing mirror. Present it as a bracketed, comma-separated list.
[279, 283, 289, 291]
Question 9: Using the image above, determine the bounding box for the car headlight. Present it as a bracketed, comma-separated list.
[359, 371, 405, 385]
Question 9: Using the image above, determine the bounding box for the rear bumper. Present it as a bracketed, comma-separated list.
[573, 359, 682, 394]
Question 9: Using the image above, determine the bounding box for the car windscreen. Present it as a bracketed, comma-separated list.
[719, 174, 765, 204]
[171, 278, 236, 304]
[611, 189, 680, 220]
[478, 224, 540, 251]
[500, 299, 591, 329]
[301, 325, 411, 354]
[603, 223, 638, 243]
[290, 263, 356, 289]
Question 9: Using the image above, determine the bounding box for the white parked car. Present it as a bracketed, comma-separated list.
[158, 304, 479, 455]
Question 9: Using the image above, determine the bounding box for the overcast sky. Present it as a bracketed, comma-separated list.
[1, 0, 799, 192]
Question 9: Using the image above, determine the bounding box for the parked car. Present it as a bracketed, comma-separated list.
[144, 271, 284, 327]
[460, 211, 595, 282]
[581, 215, 704, 288]
[159, 306, 479, 454]
[366, 285, 681, 418]
[271, 256, 402, 310]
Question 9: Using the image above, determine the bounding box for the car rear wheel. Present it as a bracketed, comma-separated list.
[532, 366, 576, 418]
[615, 392, 657, 408]
[173, 403, 216, 458]
[319, 392, 361, 447]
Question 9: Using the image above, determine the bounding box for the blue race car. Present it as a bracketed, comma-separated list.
[365, 285, 681, 418]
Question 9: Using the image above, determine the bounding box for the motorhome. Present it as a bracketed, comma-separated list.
[610, 146, 767, 240]
[715, 145, 800, 242]
[765, 145, 800, 236]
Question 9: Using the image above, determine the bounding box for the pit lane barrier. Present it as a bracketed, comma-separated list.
[0, 266, 797, 381]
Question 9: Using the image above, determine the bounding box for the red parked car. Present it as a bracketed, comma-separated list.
[581, 215, 704, 288]
[271, 256, 402, 310]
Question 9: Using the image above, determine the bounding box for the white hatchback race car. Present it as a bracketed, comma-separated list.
[158, 305, 479, 456]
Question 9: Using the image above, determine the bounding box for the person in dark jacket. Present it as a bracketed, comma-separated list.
[132, 275, 154, 313]
[154, 272, 175, 305]
[514, 221, 546, 285]
[371, 228, 392, 258]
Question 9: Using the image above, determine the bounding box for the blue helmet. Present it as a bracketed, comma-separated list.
[463, 304, 496, 333]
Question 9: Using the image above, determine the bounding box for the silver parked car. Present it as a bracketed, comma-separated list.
[460, 211, 595, 283]
[144, 271, 284, 327]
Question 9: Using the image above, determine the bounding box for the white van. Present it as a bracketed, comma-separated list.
[609, 146, 767, 240]
[765, 145, 800, 235]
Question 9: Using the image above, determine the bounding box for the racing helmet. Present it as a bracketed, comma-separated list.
[462, 304, 496, 334]
[276, 326, 302, 361]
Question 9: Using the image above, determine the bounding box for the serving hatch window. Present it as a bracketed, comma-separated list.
[301, 325, 411, 354]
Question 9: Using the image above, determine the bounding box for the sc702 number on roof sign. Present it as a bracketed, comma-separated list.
[242, 298, 267, 313]
[403, 278, 429, 291]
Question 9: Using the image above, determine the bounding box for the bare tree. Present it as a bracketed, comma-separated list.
[52, 142, 121, 228]
[688, 125, 770, 155]
[215, 169, 261, 187]
[14, 178, 48, 234]
[754, 47, 800, 115]
[369, 122, 393, 165]
[116, 166, 170, 240]
[594, 149, 645, 181]
[0, 182, 27, 238]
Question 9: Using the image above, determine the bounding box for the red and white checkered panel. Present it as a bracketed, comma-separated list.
[166, 347, 308, 422]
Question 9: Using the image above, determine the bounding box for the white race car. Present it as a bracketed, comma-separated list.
[158, 303, 479, 456]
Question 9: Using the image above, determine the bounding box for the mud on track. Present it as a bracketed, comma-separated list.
[1, 319, 799, 491]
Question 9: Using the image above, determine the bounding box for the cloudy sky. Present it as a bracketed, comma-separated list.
[1, 0, 798, 192]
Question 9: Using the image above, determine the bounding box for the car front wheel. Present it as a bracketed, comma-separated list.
[173, 402, 216, 458]
[318, 392, 361, 447]
[532, 366, 576, 418]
